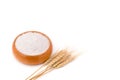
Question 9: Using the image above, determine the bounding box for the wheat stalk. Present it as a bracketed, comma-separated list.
[26, 49, 79, 80]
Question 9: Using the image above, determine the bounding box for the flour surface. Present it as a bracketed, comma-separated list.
[15, 32, 50, 56]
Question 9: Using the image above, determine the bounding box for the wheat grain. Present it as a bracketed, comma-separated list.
[46, 49, 69, 67]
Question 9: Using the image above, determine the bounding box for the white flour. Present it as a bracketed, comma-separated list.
[15, 32, 50, 56]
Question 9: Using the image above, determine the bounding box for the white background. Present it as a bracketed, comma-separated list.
[0, 0, 120, 80]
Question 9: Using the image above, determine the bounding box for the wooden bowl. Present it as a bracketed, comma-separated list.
[12, 31, 52, 65]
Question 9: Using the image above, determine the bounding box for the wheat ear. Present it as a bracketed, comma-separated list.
[26, 49, 79, 80]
